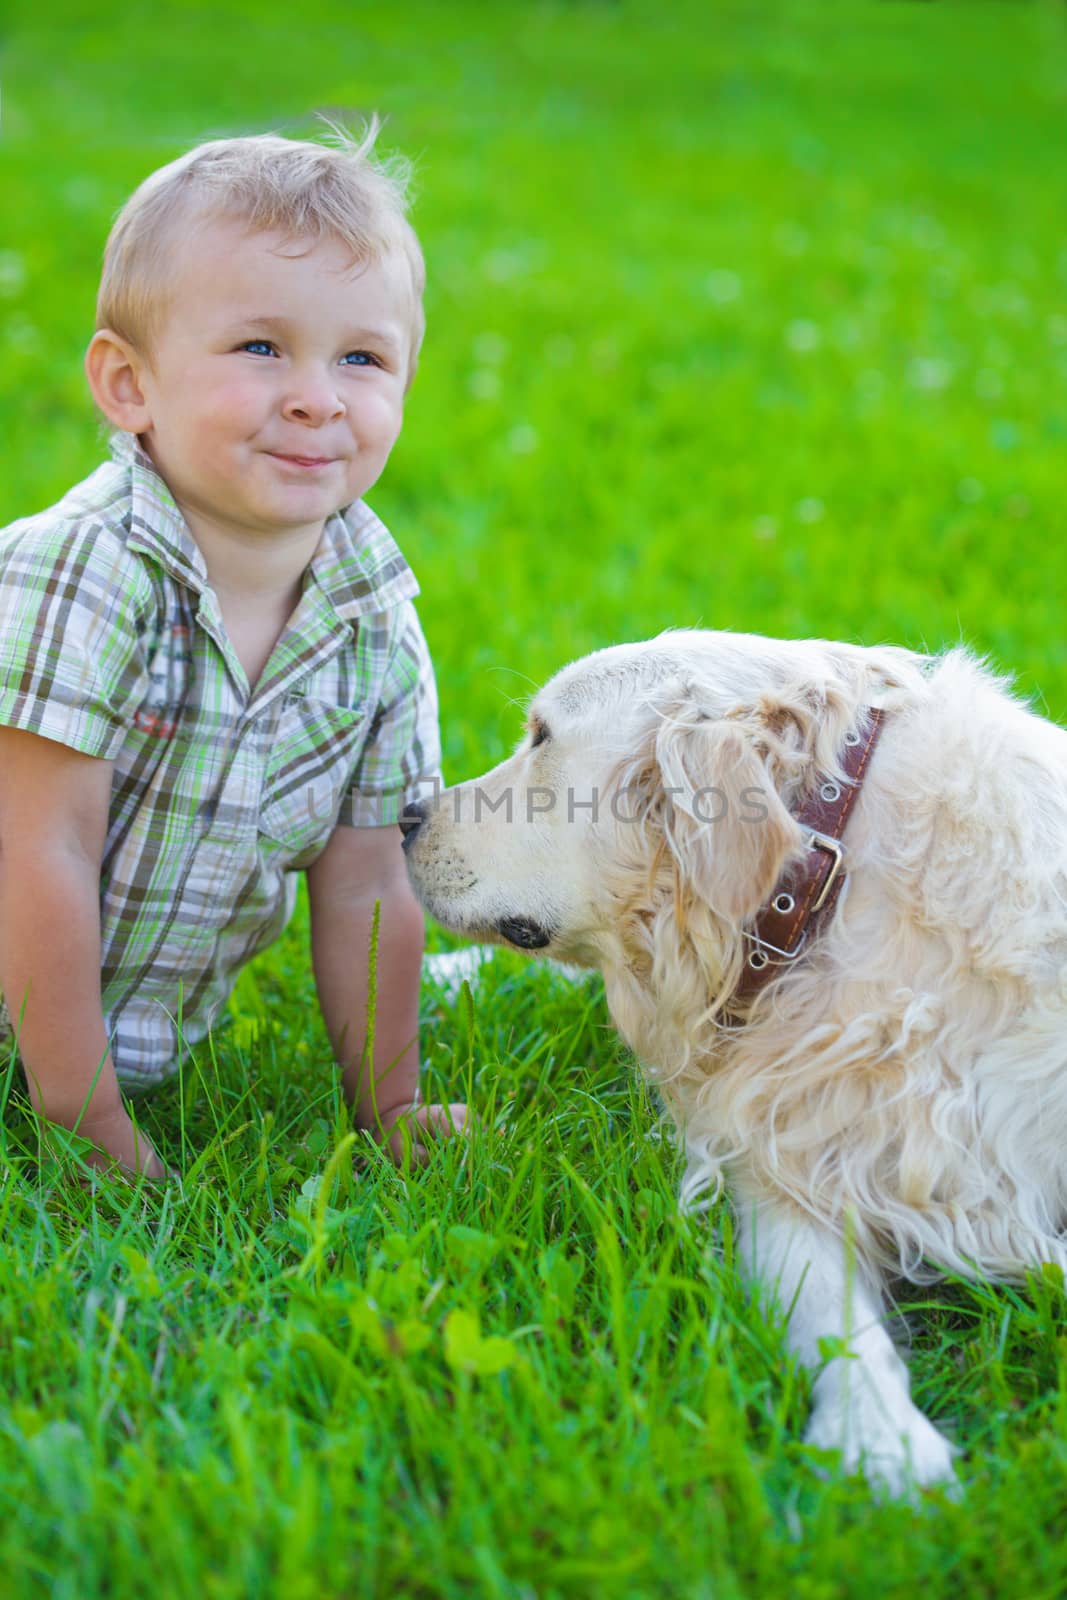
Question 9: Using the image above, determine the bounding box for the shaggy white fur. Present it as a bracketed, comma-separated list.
[403, 630, 1067, 1495]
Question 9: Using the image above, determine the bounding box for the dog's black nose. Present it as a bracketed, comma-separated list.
[399, 800, 426, 849]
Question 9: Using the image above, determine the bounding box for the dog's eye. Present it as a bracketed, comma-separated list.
[530, 721, 550, 748]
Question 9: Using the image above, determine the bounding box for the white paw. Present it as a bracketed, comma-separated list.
[422, 945, 591, 999]
[423, 945, 496, 997]
[805, 1385, 959, 1498]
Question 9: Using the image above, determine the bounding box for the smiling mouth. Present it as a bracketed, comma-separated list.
[269, 453, 336, 469]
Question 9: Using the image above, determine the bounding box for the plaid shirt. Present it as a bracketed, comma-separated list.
[0, 432, 440, 1085]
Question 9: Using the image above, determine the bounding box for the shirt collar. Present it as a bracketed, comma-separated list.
[113, 430, 212, 592]
[309, 498, 420, 621]
[109, 429, 420, 620]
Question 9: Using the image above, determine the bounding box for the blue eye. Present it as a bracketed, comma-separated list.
[236, 341, 382, 366]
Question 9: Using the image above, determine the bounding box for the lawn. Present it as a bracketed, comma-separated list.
[2, 1, 1067, 1594]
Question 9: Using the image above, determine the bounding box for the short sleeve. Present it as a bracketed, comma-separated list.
[337, 600, 442, 828]
[0, 518, 150, 759]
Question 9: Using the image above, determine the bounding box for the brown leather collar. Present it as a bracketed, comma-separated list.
[726, 707, 886, 1014]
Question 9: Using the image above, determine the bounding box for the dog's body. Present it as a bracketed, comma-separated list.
[403, 631, 1067, 1493]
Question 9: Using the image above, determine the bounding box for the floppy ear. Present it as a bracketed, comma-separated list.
[654, 699, 803, 924]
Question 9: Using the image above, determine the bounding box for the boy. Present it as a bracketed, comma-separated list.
[0, 125, 466, 1178]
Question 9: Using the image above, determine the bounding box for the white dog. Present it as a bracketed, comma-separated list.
[402, 630, 1067, 1495]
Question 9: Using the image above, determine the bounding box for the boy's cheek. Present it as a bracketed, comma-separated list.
[363, 384, 405, 435]
[170, 369, 260, 429]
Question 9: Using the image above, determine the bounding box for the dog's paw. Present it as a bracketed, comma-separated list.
[804, 1387, 958, 1499]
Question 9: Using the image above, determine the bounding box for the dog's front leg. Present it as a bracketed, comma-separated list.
[736, 1201, 957, 1496]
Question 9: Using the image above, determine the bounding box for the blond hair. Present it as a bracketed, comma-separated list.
[96, 119, 425, 369]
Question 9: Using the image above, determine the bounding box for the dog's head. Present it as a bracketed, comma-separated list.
[403, 631, 895, 1056]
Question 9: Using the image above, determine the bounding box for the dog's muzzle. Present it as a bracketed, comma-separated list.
[399, 801, 426, 851]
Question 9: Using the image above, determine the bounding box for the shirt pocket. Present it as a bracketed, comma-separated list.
[258, 696, 373, 864]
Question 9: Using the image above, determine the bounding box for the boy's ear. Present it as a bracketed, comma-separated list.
[85, 330, 152, 432]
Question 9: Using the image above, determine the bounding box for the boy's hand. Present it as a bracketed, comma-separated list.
[375, 1100, 469, 1165]
[77, 1106, 171, 1183]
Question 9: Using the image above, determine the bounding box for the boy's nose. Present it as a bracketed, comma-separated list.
[283, 378, 345, 424]
[399, 801, 426, 850]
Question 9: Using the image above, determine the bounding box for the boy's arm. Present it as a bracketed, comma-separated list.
[0, 727, 165, 1177]
[307, 822, 466, 1158]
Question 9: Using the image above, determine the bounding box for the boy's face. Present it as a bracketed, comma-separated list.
[132, 219, 414, 542]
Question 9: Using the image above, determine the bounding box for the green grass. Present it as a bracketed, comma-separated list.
[3, 1, 1067, 1594]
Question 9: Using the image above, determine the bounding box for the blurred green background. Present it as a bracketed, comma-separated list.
[3, 0, 1066, 779]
